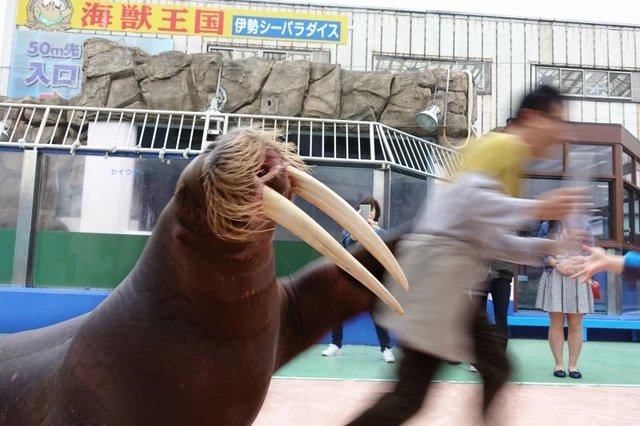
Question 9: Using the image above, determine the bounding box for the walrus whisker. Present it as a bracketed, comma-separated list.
[287, 167, 409, 292]
[201, 127, 309, 242]
[261, 185, 404, 315]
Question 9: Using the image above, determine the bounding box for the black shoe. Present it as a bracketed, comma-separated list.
[569, 370, 582, 379]
[553, 369, 566, 378]
[447, 361, 461, 365]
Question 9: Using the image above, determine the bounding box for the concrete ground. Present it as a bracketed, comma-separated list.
[255, 339, 640, 425]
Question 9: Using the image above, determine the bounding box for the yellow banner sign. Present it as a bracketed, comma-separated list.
[15, 0, 348, 44]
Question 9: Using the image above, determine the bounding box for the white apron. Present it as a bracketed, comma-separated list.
[372, 233, 488, 363]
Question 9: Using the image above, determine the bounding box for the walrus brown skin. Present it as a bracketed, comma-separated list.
[0, 134, 401, 426]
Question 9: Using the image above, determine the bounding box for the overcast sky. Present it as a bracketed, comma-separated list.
[267, 0, 640, 26]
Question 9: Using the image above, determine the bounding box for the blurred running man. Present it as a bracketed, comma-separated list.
[345, 86, 591, 426]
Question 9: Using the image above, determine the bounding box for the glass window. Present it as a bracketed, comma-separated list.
[519, 176, 562, 201]
[37, 154, 192, 235]
[587, 180, 613, 241]
[610, 72, 633, 98]
[624, 188, 632, 244]
[33, 153, 192, 289]
[567, 144, 613, 175]
[623, 186, 640, 246]
[372, 55, 488, 93]
[623, 151, 633, 182]
[274, 166, 375, 242]
[585, 71, 608, 97]
[635, 197, 640, 244]
[560, 69, 584, 95]
[536, 67, 560, 90]
[263, 51, 288, 61]
[207, 47, 261, 60]
[516, 177, 612, 311]
[274, 166, 376, 277]
[636, 160, 640, 187]
[520, 177, 611, 240]
[537, 67, 633, 100]
[389, 171, 431, 229]
[206, 46, 326, 62]
[0, 151, 25, 230]
[0, 151, 24, 284]
[525, 144, 563, 173]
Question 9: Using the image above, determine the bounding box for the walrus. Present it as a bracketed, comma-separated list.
[0, 127, 408, 426]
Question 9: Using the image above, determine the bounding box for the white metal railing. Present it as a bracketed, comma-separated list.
[0, 103, 461, 180]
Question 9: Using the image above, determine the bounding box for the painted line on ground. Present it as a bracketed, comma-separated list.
[272, 376, 640, 388]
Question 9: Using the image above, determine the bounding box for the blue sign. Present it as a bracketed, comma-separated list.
[8, 30, 174, 100]
[231, 16, 341, 42]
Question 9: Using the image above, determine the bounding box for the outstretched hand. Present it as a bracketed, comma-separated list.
[568, 245, 625, 282]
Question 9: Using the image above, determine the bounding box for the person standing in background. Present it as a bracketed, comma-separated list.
[535, 219, 595, 379]
[322, 197, 396, 363]
[468, 253, 515, 373]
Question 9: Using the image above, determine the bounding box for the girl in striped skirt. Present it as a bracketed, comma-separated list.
[535, 220, 595, 379]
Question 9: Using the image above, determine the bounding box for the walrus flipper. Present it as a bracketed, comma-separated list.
[274, 237, 400, 371]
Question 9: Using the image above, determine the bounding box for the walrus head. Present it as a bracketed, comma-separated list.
[174, 126, 407, 314]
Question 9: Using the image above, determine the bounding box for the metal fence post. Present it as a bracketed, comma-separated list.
[381, 167, 392, 231]
[12, 150, 44, 287]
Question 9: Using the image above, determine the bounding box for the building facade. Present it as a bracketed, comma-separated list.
[2, 0, 640, 137]
[2, 1, 640, 319]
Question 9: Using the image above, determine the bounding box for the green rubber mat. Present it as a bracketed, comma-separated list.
[274, 339, 640, 387]
[3, 334, 637, 386]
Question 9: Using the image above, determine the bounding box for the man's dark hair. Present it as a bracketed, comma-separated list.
[515, 85, 565, 120]
[359, 196, 382, 221]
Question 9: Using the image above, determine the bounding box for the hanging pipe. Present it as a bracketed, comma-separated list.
[442, 69, 478, 150]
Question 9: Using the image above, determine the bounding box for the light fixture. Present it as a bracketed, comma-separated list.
[416, 104, 441, 133]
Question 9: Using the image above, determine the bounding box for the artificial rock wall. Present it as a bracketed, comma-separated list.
[2, 38, 477, 142]
[0, 37, 478, 231]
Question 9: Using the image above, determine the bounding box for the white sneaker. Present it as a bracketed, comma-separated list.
[382, 348, 395, 363]
[469, 365, 478, 373]
[322, 344, 342, 357]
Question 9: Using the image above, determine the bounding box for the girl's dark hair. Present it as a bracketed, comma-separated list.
[547, 220, 562, 236]
[359, 196, 382, 221]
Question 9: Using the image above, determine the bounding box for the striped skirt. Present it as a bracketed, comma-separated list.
[535, 268, 594, 314]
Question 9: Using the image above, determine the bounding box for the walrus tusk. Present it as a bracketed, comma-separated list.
[262, 186, 404, 315]
[287, 167, 409, 291]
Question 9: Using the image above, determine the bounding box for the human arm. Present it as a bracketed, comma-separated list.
[341, 229, 356, 248]
[484, 227, 590, 267]
[466, 186, 591, 231]
[569, 246, 633, 282]
[537, 222, 558, 268]
[483, 231, 558, 266]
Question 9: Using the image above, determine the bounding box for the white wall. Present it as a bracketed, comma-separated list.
[5, 0, 640, 137]
[0, 0, 18, 97]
